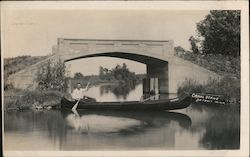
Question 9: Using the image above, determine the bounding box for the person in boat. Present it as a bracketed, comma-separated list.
[71, 82, 96, 111]
[71, 82, 90, 101]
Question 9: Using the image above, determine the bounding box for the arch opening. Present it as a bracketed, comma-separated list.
[64, 52, 168, 65]
[63, 52, 169, 94]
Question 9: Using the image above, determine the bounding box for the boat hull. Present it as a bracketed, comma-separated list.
[61, 95, 191, 111]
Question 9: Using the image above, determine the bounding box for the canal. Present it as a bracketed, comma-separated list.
[4, 83, 240, 150]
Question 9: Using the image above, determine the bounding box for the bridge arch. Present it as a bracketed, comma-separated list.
[63, 51, 167, 64]
[61, 51, 169, 94]
[53, 38, 174, 94]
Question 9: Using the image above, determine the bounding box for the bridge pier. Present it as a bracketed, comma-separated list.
[143, 62, 169, 94]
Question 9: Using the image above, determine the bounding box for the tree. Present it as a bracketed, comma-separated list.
[74, 72, 84, 79]
[98, 63, 139, 86]
[196, 10, 240, 56]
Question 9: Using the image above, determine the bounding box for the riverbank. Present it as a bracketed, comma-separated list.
[177, 75, 240, 105]
[4, 89, 67, 111]
[3, 81, 122, 111]
[175, 48, 240, 105]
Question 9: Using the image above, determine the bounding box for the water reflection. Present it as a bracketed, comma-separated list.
[86, 83, 143, 102]
[4, 83, 240, 150]
[100, 84, 136, 100]
[66, 111, 143, 134]
[195, 105, 240, 149]
[4, 109, 194, 150]
[4, 104, 240, 150]
[97, 83, 177, 101]
[4, 110, 68, 150]
[64, 110, 192, 135]
[181, 104, 240, 150]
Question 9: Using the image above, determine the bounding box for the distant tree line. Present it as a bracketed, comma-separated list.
[99, 63, 140, 86]
[73, 72, 84, 79]
[36, 61, 141, 92]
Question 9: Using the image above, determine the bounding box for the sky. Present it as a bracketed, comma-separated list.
[2, 9, 209, 76]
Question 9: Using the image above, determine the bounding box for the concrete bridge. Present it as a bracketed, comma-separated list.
[7, 38, 220, 93]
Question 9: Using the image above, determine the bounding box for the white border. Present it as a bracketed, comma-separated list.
[0, 1, 248, 10]
[1, 1, 249, 157]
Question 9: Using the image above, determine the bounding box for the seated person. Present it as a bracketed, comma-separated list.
[71, 82, 90, 101]
[71, 82, 91, 111]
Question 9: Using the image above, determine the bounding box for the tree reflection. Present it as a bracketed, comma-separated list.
[100, 83, 136, 100]
[200, 106, 240, 149]
[4, 110, 68, 149]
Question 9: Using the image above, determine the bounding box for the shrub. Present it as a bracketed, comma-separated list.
[36, 59, 68, 92]
[177, 79, 203, 94]
[16, 90, 65, 109]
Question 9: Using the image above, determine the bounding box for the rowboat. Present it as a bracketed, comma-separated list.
[60, 94, 191, 111]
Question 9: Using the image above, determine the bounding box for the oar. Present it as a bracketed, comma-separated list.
[86, 82, 90, 91]
[72, 99, 80, 111]
[72, 108, 80, 117]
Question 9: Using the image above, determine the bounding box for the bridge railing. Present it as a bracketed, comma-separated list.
[52, 39, 174, 60]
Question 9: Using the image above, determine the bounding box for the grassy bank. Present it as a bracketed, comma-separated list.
[178, 77, 240, 105]
[174, 49, 240, 79]
[4, 55, 47, 79]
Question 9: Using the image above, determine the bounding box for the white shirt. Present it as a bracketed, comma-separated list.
[71, 87, 88, 100]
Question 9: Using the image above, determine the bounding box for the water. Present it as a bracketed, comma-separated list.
[4, 83, 240, 150]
